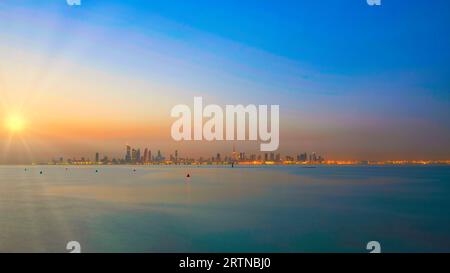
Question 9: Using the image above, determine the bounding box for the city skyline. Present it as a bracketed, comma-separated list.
[45, 144, 327, 165]
[33, 144, 450, 166]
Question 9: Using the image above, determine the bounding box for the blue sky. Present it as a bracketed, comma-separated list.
[80, 0, 450, 75]
[5, 0, 450, 74]
[0, 0, 449, 161]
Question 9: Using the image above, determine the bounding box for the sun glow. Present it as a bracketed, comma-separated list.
[5, 115, 26, 133]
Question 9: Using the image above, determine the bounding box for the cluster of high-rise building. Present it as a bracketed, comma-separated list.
[122, 145, 326, 165]
[49, 145, 325, 165]
[44, 147, 450, 166]
[231, 152, 324, 164]
[296, 152, 324, 163]
[124, 145, 166, 164]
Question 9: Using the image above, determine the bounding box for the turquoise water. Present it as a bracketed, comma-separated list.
[0, 165, 449, 252]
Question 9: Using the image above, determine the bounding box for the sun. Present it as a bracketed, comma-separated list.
[5, 115, 26, 133]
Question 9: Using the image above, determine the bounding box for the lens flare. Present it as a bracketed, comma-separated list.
[5, 115, 26, 133]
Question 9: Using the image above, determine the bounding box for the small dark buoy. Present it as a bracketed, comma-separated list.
[40, 171, 43, 174]
[186, 173, 191, 178]
[24, 168, 27, 171]
[133, 169, 136, 172]
[95, 170, 98, 173]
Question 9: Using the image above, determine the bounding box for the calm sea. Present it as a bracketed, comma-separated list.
[0, 165, 449, 252]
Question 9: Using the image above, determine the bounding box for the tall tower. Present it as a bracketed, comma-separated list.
[143, 148, 148, 163]
[136, 149, 141, 162]
[125, 145, 131, 162]
[131, 149, 137, 162]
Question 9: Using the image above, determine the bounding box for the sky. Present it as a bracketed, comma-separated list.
[0, 0, 449, 163]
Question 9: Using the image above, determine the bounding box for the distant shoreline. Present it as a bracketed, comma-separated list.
[1, 162, 449, 167]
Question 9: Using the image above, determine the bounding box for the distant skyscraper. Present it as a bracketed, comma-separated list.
[232, 144, 238, 161]
[156, 150, 163, 162]
[143, 148, 148, 163]
[95, 152, 99, 163]
[312, 152, 317, 162]
[136, 149, 141, 162]
[125, 145, 131, 162]
[131, 149, 137, 162]
[298, 153, 308, 162]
